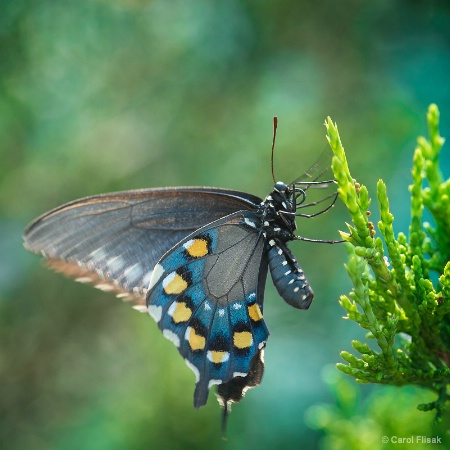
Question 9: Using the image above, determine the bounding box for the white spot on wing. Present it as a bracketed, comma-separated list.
[233, 372, 247, 378]
[233, 303, 242, 310]
[185, 359, 200, 382]
[106, 256, 124, 272]
[208, 379, 223, 389]
[162, 271, 176, 289]
[168, 302, 177, 317]
[218, 309, 225, 317]
[95, 283, 115, 292]
[204, 301, 211, 311]
[122, 263, 143, 284]
[183, 239, 194, 250]
[269, 239, 275, 247]
[241, 386, 250, 396]
[76, 277, 92, 283]
[294, 287, 300, 293]
[88, 248, 107, 263]
[163, 329, 180, 347]
[148, 264, 164, 290]
[259, 347, 265, 362]
[132, 305, 148, 313]
[248, 292, 256, 300]
[148, 305, 162, 322]
[142, 270, 153, 291]
[244, 218, 257, 228]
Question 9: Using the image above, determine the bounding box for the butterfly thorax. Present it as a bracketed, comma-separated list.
[258, 181, 297, 242]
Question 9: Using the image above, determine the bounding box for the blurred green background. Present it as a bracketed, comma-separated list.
[2, 1, 450, 449]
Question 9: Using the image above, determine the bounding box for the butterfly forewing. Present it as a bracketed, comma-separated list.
[23, 188, 261, 306]
[145, 211, 269, 408]
[290, 147, 334, 186]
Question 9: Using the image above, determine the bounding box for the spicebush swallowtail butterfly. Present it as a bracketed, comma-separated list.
[23, 121, 340, 426]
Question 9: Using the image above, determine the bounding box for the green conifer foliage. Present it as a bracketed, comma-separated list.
[327, 105, 450, 421]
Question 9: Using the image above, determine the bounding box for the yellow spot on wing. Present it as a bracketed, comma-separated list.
[209, 351, 228, 363]
[248, 303, 263, 322]
[163, 272, 188, 294]
[172, 302, 192, 323]
[233, 331, 253, 349]
[188, 327, 206, 350]
[185, 239, 209, 258]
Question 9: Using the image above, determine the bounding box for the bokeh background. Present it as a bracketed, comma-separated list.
[2, 1, 450, 449]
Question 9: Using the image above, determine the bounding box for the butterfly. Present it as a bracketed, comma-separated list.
[23, 129, 339, 424]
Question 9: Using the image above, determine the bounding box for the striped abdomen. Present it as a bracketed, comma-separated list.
[267, 240, 314, 309]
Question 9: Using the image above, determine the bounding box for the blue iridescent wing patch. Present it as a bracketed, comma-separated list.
[145, 210, 269, 408]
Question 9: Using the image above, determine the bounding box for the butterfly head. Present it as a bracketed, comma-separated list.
[273, 181, 289, 195]
[269, 181, 298, 215]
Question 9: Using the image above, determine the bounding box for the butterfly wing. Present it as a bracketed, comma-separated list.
[290, 147, 334, 186]
[23, 187, 261, 309]
[145, 210, 269, 408]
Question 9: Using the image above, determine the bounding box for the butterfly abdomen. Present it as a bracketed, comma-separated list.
[267, 240, 314, 310]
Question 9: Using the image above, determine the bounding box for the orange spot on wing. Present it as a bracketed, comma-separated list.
[163, 273, 188, 295]
[209, 351, 228, 364]
[185, 239, 209, 258]
[248, 303, 263, 322]
[188, 327, 206, 351]
[172, 302, 192, 323]
[233, 331, 253, 349]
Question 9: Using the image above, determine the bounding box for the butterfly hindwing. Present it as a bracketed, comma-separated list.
[145, 211, 270, 408]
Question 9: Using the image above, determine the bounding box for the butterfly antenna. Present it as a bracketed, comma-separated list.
[271, 116, 278, 184]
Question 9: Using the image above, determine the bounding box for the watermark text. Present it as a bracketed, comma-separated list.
[382, 435, 441, 444]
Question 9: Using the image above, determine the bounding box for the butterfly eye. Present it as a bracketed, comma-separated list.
[274, 181, 289, 194]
